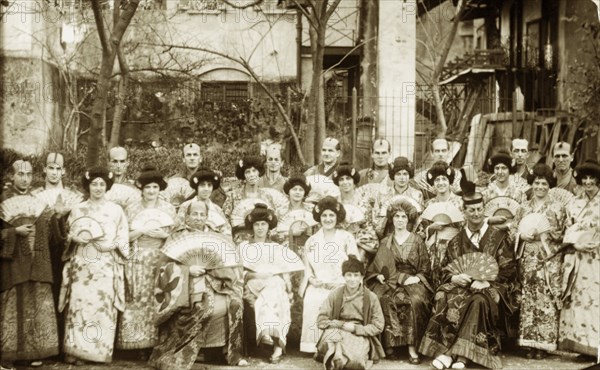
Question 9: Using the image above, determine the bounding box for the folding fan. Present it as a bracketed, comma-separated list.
[161, 230, 240, 269]
[0, 195, 47, 224]
[379, 194, 424, 217]
[444, 252, 499, 281]
[33, 188, 84, 208]
[154, 262, 190, 325]
[159, 177, 194, 206]
[421, 202, 464, 224]
[305, 174, 340, 202]
[69, 216, 105, 240]
[277, 209, 318, 232]
[239, 241, 305, 274]
[105, 184, 141, 208]
[260, 187, 290, 214]
[484, 196, 520, 218]
[343, 204, 366, 224]
[518, 213, 553, 236]
[548, 188, 575, 207]
[357, 183, 386, 204]
[230, 198, 270, 228]
[131, 208, 175, 230]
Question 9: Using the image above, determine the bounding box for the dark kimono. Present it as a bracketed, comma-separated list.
[148, 233, 245, 370]
[419, 226, 518, 369]
[366, 233, 432, 349]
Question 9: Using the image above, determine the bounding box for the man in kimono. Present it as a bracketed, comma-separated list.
[304, 137, 342, 178]
[315, 255, 385, 370]
[552, 142, 582, 196]
[510, 139, 531, 182]
[109, 146, 135, 185]
[257, 143, 287, 192]
[358, 138, 392, 187]
[419, 172, 518, 369]
[1, 160, 59, 369]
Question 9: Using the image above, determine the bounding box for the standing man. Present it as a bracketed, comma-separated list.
[552, 142, 581, 195]
[1, 160, 59, 369]
[358, 138, 392, 187]
[304, 137, 341, 178]
[40, 152, 66, 190]
[511, 138, 531, 182]
[258, 144, 287, 193]
[109, 146, 134, 186]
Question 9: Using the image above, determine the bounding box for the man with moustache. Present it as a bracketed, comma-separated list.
[358, 138, 392, 187]
[304, 137, 342, 178]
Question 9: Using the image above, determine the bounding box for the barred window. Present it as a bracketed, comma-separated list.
[201, 82, 249, 102]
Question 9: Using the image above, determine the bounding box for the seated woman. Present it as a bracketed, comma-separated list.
[148, 200, 247, 369]
[300, 196, 360, 353]
[239, 204, 294, 364]
[365, 199, 432, 364]
[315, 255, 385, 370]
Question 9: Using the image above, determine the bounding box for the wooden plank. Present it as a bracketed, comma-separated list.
[545, 120, 562, 166]
[475, 122, 494, 171]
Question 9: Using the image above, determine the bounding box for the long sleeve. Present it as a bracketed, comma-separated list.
[354, 292, 384, 337]
[316, 291, 335, 330]
[0, 226, 17, 259]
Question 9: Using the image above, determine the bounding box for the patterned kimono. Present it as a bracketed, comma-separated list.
[316, 285, 385, 370]
[299, 228, 359, 353]
[148, 238, 245, 370]
[222, 187, 280, 242]
[482, 180, 526, 204]
[338, 191, 379, 259]
[304, 162, 340, 178]
[59, 199, 129, 362]
[116, 199, 176, 350]
[419, 226, 518, 369]
[257, 175, 287, 193]
[417, 194, 463, 289]
[511, 197, 565, 351]
[366, 233, 432, 349]
[0, 189, 59, 362]
[358, 167, 391, 187]
[373, 184, 424, 237]
[559, 190, 600, 359]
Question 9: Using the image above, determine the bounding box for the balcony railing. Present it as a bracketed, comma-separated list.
[441, 49, 508, 81]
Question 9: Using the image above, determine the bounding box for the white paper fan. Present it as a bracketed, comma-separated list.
[260, 187, 290, 214]
[239, 241, 304, 274]
[131, 208, 175, 230]
[421, 202, 464, 224]
[230, 198, 271, 228]
[159, 177, 194, 206]
[105, 183, 141, 208]
[305, 174, 340, 202]
[33, 188, 84, 208]
[69, 216, 105, 240]
[0, 195, 47, 223]
[548, 188, 575, 207]
[343, 204, 366, 224]
[484, 196, 520, 218]
[518, 213, 553, 236]
[379, 194, 424, 217]
[161, 230, 240, 269]
[277, 209, 318, 232]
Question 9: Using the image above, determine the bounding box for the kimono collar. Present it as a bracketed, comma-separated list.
[465, 220, 489, 248]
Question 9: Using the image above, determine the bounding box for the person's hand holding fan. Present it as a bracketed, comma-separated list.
[445, 252, 499, 282]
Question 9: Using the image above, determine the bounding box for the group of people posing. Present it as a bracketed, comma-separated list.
[1, 136, 598, 370]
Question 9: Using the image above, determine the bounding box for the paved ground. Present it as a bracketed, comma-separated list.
[23, 348, 598, 370]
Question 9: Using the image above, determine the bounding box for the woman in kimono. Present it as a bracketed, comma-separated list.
[222, 156, 280, 241]
[482, 150, 527, 204]
[416, 161, 463, 289]
[365, 199, 432, 364]
[116, 167, 176, 356]
[333, 163, 378, 260]
[239, 204, 293, 364]
[176, 167, 231, 235]
[60, 167, 129, 365]
[559, 159, 600, 363]
[511, 163, 565, 359]
[149, 200, 248, 369]
[300, 196, 360, 353]
[316, 255, 385, 370]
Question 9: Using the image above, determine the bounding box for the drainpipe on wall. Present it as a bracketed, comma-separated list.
[296, 7, 302, 88]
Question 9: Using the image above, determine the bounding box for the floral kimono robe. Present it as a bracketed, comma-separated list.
[299, 228, 359, 353]
[116, 199, 176, 350]
[59, 199, 129, 362]
[510, 197, 565, 351]
[366, 233, 433, 349]
[419, 226, 518, 369]
[338, 192, 379, 260]
[482, 181, 526, 204]
[316, 285, 385, 370]
[559, 190, 600, 360]
[1, 189, 59, 362]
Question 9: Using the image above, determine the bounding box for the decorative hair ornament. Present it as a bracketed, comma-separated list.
[511, 158, 516, 167]
[214, 176, 219, 181]
[446, 168, 452, 176]
[427, 172, 432, 180]
[239, 160, 244, 167]
[487, 158, 492, 166]
[135, 180, 142, 188]
[108, 171, 114, 179]
[85, 171, 90, 180]
[314, 205, 320, 213]
[351, 168, 356, 176]
[192, 177, 199, 184]
[335, 203, 341, 211]
[529, 168, 534, 175]
[267, 214, 273, 221]
[333, 171, 338, 178]
[573, 170, 578, 177]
